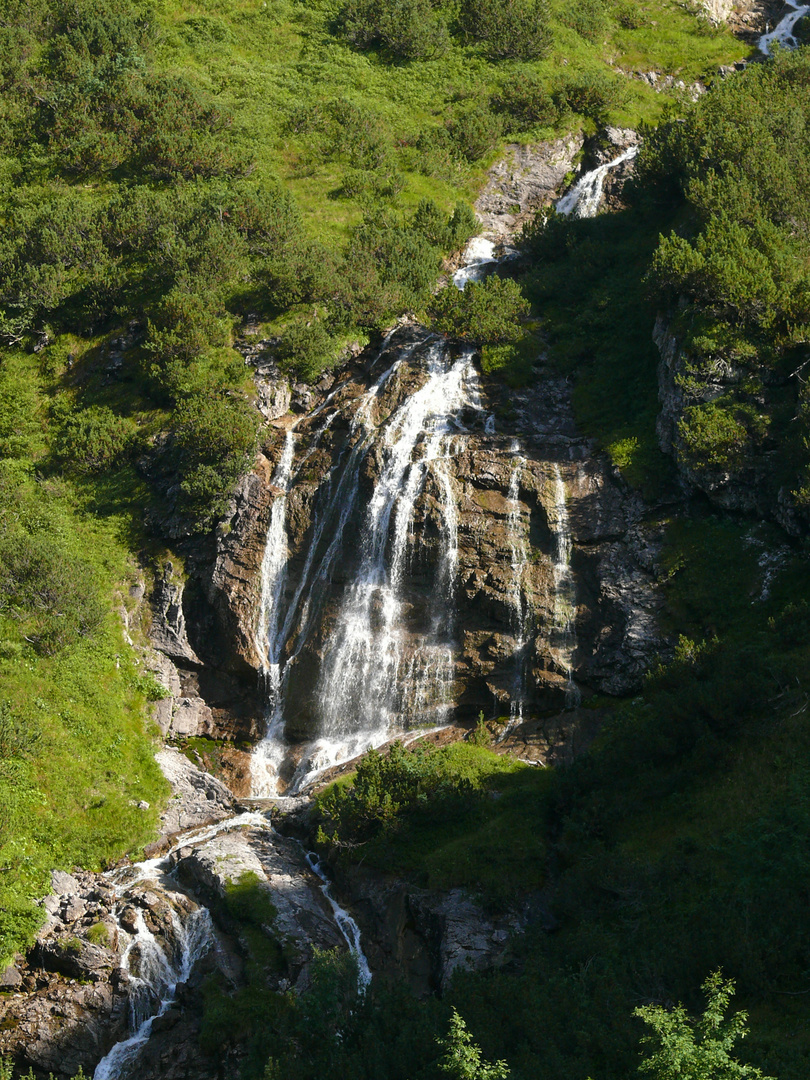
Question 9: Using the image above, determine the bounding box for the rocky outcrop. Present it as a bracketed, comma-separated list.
[174, 826, 345, 989]
[207, 453, 277, 674]
[474, 135, 584, 239]
[201, 328, 667, 780]
[154, 747, 236, 841]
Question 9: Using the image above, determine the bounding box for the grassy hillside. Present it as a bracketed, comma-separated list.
[0, 349, 167, 966]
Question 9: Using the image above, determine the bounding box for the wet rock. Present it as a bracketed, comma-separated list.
[206, 454, 277, 673]
[0, 980, 128, 1078]
[154, 747, 236, 840]
[35, 939, 118, 980]
[175, 828, 344, 981]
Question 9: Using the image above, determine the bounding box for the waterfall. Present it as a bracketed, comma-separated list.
[93, 812, 270, 1080]
[304, 851, 372, 991]
[301, 343, 479, 786]
[548, 465, 580, 707]
[93, 905, 213, 1080]
[556, 145, 639, 220]
[505, 445, 532, 725]
[452, 237, 498, 289]
[251, 338, 434, 797]
[255, 429, 296, 688]
[759, 0, 809, 53]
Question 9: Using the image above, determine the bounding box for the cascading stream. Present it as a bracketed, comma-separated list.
[304, 851, 372, 991]
[303, 343, 480, 787]
[556, 145, 639, 220]
[93, 811, 272, 1080]
[548, 465, 580, 707]
[505, 445, 532, 725]
[759, 0, 809, 53]
[251, 338, 433, 797]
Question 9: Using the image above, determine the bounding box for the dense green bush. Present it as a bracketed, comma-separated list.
[491, 74, 559, 129]
[559, 0, 610, 42]
[277, 318, 339, 383]
[334, 0, 452, 59]
[430, 276, 530, 343]
[460, 0, 552, 60]
[552, 69, 627, 121]
[171, 393, 260, 524]
[677, 400, 756, 470]
[54, 405, 138, 474]
[332, 0, 453, 59]
[446, 103, 503, 162]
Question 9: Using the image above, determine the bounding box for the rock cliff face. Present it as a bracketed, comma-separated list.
[202, 326, 665, 783]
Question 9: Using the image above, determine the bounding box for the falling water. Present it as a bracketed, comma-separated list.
[304, 344, 479, 784]
[94, 811, 272, 1079]
[305, 851, 372, 991]
[505, 445, 532, 724]
[251, 333, 486, 795]
[556, 145, 639, 220]
[759, 0, 809, 53]
[251, 339, 429, 796]
[548, 465, 580, 707]
[452, 237, 498, 289]
[93, 907, 213, 1080]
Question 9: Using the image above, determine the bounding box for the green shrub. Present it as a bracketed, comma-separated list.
[553, 69, 627, 122]
[560, 0, 610, 42]
[410, 199, 478, 250]
[430, 276, 530, 343]
[54, 405, 137, 474]
[460, 0, 552, 60]
[334, 0, 451, 59]
[677, 401, 750, 470]
[276, 318, 339, 383]
[171, 393, 259, 524]
[446, 103, 503, 162]
[492, 74, 559, 130]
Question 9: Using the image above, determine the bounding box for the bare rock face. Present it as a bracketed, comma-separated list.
[174, 827, 345, 987]
[207, 452, 277, 673]
[475, 135, 585, 239]
[154, 747, 236, 841]
[201, 328, 667, 762]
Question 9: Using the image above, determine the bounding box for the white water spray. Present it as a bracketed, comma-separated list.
[759, 0, 809, 54]
[505, 446, 532, 724]
[303, 344, 479, 786]
[548, 465, 580, 706]
[556, 145, 639, 220]
[305, 851, 372, 991]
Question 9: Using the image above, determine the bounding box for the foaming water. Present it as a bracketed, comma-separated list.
[556, 146, 639, 219]
[304, 851, 372, 991]
[505, 445, 532, 726]
[548, 465, 580, 707]
[759, 0, 809, 53]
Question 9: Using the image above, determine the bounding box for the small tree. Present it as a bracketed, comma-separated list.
[437, 1009, 510, 1080]
[633, 971, 776, 1080]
